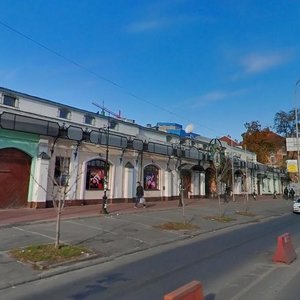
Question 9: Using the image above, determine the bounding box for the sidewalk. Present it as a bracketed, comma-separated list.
[0, 196, 293, 291]
[0, 198, 197, 227]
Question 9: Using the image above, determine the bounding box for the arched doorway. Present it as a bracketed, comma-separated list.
[205, 167, 216, 198]
[180, 169, 191, 198]
[0, 148, 31, 208]
[234, 169, 244, 194]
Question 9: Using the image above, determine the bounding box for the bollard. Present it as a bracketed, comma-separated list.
[164, 280, 204, 300]
[272, 232, 297, 264]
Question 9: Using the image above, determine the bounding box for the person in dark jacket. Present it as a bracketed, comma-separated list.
[289, 188, 295, 200]
[283, 187, 289, 200]
[135, 181, 146, 208]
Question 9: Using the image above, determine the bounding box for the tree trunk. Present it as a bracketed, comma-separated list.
[55, 200, 62, 248]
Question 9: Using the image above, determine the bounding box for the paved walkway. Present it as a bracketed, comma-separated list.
[0, 198, 197, 226]
[0, 196, 293, 291]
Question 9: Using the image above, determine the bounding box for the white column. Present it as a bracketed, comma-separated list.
[164, 170, 172, 198]
[173, 170, 179, 197]
[32, 157, 49, 205]
[192, 171, 200, 197]
[68, 147, 79, 200]
[79, 162, 87, 200]
[124, 167, 134, 199]
[236, 177, 242, 194]
[200, 172, 205, 196]
[31, 139, 50, 206]
[112, 161, 123, 199]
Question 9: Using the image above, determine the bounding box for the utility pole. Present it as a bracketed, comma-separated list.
[209, 138, 224, 214]
[178, 131, 183, 207]
[245, 145, 249, 203]
[102, 115, 110, 214]
[295, 80, 300, 196]
[230, 137, 235, 202]
[92, 101, 113, 214]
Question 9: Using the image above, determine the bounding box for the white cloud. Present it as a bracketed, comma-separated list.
[240, 52, 291, 74]
[126, 14, 200, 34]
[126, 18, 170, 33]
[198, 90, 228, 102]
[189, 89, 246, 108]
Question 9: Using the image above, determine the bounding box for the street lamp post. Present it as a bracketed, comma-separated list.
[231, 151, 235, 202]
[230, 138, 236, 202]
[244, 145, 249, 204]
[178, 134, 184, 207]
[295, 80, 300, 196]
[209, 138, 224, 211]
[178, 125, 193, 208]
[102, 118, 110, 214]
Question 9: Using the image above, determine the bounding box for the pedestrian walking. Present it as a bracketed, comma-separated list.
[283, 187, 289, 200]
[289, 188, 295, 201]
[252, 190, 257, 200]
[223, 186, 230, 203]
[135, 181, 146, 208]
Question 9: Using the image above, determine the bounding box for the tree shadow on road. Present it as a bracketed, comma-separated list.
[69, 272, 129, 299]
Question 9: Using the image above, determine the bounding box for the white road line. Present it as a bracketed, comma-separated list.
[107, 215, 154, 229]
[229, 264, 277, 300]
[107, 215, 189, 237]
[66, 220, 147, 245]
[12, 226, 59, 242]
[230, 246, 300, 300]
[65, 220, 118, 235]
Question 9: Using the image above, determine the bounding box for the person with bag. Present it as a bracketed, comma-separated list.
[135, 181, 146, 208]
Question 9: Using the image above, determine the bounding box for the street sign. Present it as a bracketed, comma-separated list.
[286, 138, 300, 151]
[287, 160, 298, 173]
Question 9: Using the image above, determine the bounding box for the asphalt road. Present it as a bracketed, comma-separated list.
[2, 212, 300, 300]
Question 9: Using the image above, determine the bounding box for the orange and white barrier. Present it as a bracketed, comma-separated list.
[163, 280, 203, 300]
[272, 232, 297, 264]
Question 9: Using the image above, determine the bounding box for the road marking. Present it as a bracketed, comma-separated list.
[66, 220, 147, 245]
[230, 247, 300, 300]
[229, 264, 276, 300]
[65, 220, 118, 235]
[106, 214, 187, 237]
[12, 226, 60, 242]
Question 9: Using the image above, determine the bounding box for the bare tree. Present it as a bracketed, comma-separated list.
[273, 109, 297, 137]
[51, 155, 83, 248]
[29, 153, 81, 248]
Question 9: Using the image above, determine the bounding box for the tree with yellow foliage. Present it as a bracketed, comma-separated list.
[242, 121, 285, 164]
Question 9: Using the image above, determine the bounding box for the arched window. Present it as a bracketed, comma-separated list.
[86, 159, 109, 190]
[144, 165, 159, 190]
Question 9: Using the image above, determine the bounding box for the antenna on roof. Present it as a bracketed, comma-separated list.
[92, 101, 123, 119]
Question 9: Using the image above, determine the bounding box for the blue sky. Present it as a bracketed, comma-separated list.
[0, 0, 299, 141]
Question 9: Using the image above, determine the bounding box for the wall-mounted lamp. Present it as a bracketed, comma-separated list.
[74, 141, 81, 159]
[135, 152, 141, 165]
[166, 156, 171, 169]
[120, 149, 126, 164]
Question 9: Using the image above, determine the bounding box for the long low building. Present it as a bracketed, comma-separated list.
[0, 87, 288, 208]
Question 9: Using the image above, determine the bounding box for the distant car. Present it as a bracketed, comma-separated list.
[293, 198, 300, 213]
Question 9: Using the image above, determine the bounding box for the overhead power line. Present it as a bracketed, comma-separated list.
[0, 19, 223, 137]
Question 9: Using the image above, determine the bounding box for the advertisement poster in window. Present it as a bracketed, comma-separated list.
[145, 173, 156, 189]
[89, 168, 105, 189]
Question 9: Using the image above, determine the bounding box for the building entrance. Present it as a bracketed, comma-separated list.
[0, 148, 31, 208]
